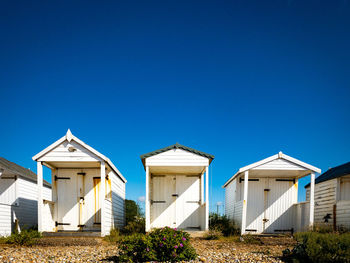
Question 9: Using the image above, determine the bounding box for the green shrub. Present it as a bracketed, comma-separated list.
[5, 229, 41, 246]
[122, 217, 145, 235]
[104, 228, 121, 243]
[118, 233, 156, 262]
[118, 227, 197, 262]
[209, 213, 239, 236]
[283, 232, 350, 263]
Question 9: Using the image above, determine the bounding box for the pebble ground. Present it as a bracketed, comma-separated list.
[0, 236, 294, 262]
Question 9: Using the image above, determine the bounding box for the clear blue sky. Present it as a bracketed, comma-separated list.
[1, 0, 349, 213]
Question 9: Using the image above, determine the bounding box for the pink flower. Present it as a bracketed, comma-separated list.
[182, 237, 186, 241]
[146, 247, 149, 252]
[163, 237, 166, 241]
[174, 228, 177, 230]
[180, 243, 183, 247]
[174, 245, 178, 249]
[160, 243, 163, 247]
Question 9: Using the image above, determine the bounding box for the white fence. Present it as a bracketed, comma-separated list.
[293, 201, 310, 232]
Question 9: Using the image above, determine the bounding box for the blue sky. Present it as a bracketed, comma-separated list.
[1, 0, 350, 213]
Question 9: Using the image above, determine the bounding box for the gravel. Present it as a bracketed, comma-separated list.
[0, 237, 293, 262]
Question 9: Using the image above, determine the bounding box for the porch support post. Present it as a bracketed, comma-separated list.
[241, 170, 249, 235]
[309, 172, 315, 228]
[145, 166, 151, 232]
[201, 171, 204, 205]
[205, 166, 209, 231]
[37, 161, 43, 232]
[100, 161, 106, 236]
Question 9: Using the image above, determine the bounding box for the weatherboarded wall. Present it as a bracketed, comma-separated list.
[110, 170, 125, 229]
[306, 179, 337, 225]
[225, 179, 236, 220]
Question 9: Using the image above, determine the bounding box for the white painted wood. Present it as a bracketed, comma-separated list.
[0, 204, 11, 236]
[245, 178, 264, 233]
[340, 178, 350, 200]
[201, 172, 204, 205]
[110, 170, 126, 229]
[146, 149, 209, 167]
[37, 162, 43, 232]
[176, 176, 200, 229]
[225, 179, 236, 219]
[252, 159, 306, 171]
[145, 166, 150, 231]
[336, 200, 350, 228]
[310, 172, 315, 227]
[294, 202, 310, 232]
[100, 161, 106, 236]
[241, 171, 249, 235]
[150, 175, 175, 228]
[205, 166, 209, 231]
[223, 152, 320, 188]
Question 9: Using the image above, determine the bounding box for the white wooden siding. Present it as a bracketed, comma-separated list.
[110, 170, 125, 229]
[252, 159, 306, 171]
[233, 200, 243, 228]
[38, 141, 100, 162]
[0, 204, 11, 236]
[340, 178, 350, 200]
[146, 149, 209, 167]
[311, 179, 337, 224]
[104, 199, 113, 235]
[294, 202, 310, 232]
[0, 177, 16, 205]
[336, 200, 350, 228]
[42, 201, 55, 232]
[225, 180, 236, 220]
[14, 178, 51, 229]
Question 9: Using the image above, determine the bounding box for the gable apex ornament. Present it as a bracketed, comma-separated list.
[66, 129, 73, 142]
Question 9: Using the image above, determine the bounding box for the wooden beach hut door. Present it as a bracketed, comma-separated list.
[56, 173, 79, 231]
[264, 179, 294, 233]
[93, 178, 101, 225]
[151, 176, 176, 228]
[176, 175, 200, 229]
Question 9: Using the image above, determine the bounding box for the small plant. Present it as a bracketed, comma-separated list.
[104, 228, 121, 243]
[122, 217, 145, 235]
[118, 227, 197, 262]
[240, 234, 263, 245]
[204, 229, 223, 240]
[209, 213, 239, 236]
[5, 229, 41, 246]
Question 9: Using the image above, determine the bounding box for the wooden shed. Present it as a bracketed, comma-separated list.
[141, 143, 214, 232]
[32, 129, 126, 236]
[0, 157, 51, 236]
[223, 152, 321, 235]
[305, 162, 350, 229]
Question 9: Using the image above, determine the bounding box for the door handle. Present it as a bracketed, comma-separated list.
[172, 194, 179, 197]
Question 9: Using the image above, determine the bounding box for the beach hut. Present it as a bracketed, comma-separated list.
[32, 129, 126, 236]
[0, 157, 51, 236]
[223, 152, 321, 235]
[305, 162, 350, 229]
[141, 143, 214, 232]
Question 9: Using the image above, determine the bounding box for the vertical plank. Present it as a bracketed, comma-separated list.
[205, 166, 209, 231]
[241, 171, 249, 235]
[309, 172, 315, 228]
[100, 161, 106, 236]
[145, 166, 150, 231]
[37, 162, 43, 232]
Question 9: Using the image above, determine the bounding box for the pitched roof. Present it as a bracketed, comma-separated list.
[0, 157, 51, 188]
[305, 161, 350, 188]
[223, 152, 321, 188]
[32, 129, 127, 183]
[140, 143, 214, 166]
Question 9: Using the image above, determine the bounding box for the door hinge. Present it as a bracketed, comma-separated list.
[55, 176, 70, 181]
[55, 222, 70, 226]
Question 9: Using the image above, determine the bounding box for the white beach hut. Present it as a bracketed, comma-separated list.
[223, 152, 321, 235]
[0, 157, 51, 236]
[305, 161, 350, 229]
[141, 143, 214, 232]
[32, 129, 126, 236]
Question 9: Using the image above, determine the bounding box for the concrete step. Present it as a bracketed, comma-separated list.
[42, 231, 101, 237]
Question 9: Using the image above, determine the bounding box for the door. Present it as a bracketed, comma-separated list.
[264, 179, 294, 233]
[245, 178, 265, 233]
[150, 175, 176, 228]
[56, 172, 79, 231]
[176, 175, 200, 229]
[93, 177, 101, 225]
[77, 173, 85, 229]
